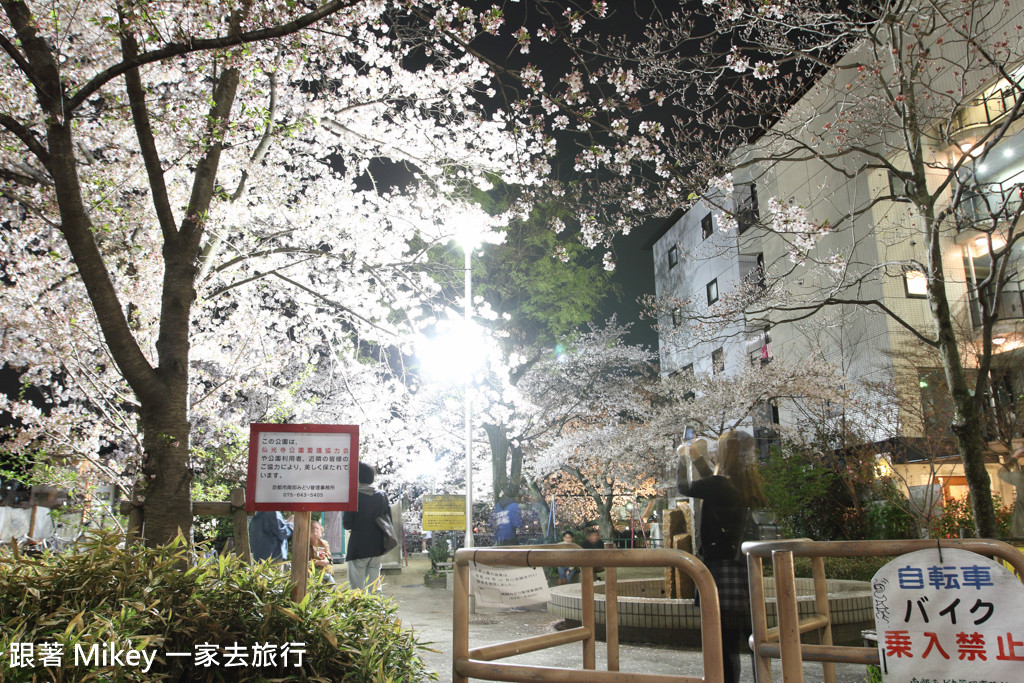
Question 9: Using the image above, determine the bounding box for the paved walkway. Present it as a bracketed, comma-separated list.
[334, 556, 874, 683]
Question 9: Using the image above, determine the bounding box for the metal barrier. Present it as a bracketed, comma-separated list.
[743, 538, 1024, 683]
[453, 546, 725, 683]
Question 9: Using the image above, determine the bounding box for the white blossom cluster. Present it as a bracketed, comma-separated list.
[0, 0, 549, 494]
[767, 197, 828, 262]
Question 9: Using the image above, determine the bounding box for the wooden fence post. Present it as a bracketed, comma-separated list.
[231, 488, 251, 563]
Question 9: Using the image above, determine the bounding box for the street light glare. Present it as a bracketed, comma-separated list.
[417, 322, 488, 384]
[450, 212, 488, 251]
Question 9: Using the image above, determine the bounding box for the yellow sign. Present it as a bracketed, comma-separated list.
[422, 495, 466, 531]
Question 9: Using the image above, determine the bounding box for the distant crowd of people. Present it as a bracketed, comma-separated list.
[248, 462, 392, 592]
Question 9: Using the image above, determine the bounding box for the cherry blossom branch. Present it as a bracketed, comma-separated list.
[267, 271, 399, 336]
[197, 71, 280, 284]
[0, 112, 51, 167]
[66, 0, 362, 112]
[121, 30, 177, 243]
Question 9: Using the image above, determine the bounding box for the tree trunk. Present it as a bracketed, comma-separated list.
[597, 493, 615, 543]
[949, 396, 999, 537]
[139, 398, 193, 543]
[486, 423, 510, 503]
[921, 201, 998, 537]
[526, 479, 550, 539]
[485, 423, 522, 502]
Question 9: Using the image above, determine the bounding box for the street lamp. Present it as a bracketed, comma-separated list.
[416, 220, 486, 551]
[455, 227, 479, 550]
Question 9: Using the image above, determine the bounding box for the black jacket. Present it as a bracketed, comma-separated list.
[342, 488, 391, 561]
[678, 475, 745, 561]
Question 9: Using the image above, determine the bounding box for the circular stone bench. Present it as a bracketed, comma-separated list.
[548, 577, 872, 646]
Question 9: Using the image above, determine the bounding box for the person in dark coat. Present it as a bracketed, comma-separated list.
[343, 462, 391, 592]
[249, 511, 293, 563]
[677, 431, 762, 683]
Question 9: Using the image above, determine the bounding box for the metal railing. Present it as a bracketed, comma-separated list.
[453, 546, 725, 683]
[743, 538, 1024, 683]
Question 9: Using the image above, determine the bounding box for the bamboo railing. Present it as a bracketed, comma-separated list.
[453, 546, 725, 683]
[743, 538, 1024, 683]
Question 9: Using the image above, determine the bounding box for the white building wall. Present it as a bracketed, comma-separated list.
[651, 3, 1024, 442]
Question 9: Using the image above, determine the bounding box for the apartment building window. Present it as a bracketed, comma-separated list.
[739, 184, 759, 234]
[749, 327, 773, 365]
[712, 348, 725, 375]
[701, 213, 713, 240]
[672, 307, 683, 327]
[889, 172, 912, 201]
[706, 278, 719, 305]
[681, 363, 695, 400]
[668, 245, 679, 269]
[903, 269, 928, 298]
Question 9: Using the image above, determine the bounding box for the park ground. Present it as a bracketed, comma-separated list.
[332, 554, 875, 683]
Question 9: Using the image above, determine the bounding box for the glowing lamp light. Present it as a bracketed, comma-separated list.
[417, 321, 487, 384]
[975, 235, 1007, 251]
[449, 212, 487, 251]
[875, 456, 895, 478]
[960, 141, 986, 159]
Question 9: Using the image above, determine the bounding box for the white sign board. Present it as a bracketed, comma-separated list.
[246, 423, 358, 511]
[871, 548, 1024, 683]
[471, 564, 551, 609]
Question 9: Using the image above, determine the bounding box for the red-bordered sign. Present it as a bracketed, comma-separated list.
[246, 423, 359, 512]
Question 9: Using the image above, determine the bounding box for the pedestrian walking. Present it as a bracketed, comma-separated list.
[343, 462, 391, 592]
[580, 527, 605, 576]
[249, 510, 293, 563]
[677, 430, 763, 683]
[490, 497, 522, 545]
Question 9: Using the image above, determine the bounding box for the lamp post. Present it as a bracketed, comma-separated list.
[461, 237, 474, 549]
[417, 221, 485, 550]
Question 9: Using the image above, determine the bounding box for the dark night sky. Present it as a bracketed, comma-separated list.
[603, 218, 664, 350]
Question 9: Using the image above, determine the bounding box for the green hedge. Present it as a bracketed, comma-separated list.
[0, 532, 435, 682]
[762, 555, 891, 582]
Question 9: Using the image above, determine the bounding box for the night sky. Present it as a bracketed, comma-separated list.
[605, 219, 663, 350]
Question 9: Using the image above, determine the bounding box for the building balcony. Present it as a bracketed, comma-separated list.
[963, 185, 1023, 225]
[950, 85, 1018, 142]
[968, 288, 1024, 329]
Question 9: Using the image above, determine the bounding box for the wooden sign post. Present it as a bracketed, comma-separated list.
[291, 511, 311, 603]
[246, 423, 360, 604]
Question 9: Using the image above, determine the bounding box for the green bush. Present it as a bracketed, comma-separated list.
[760, 444, 856, 540]
[0, 531, 435, 682]
[865, 499, 917, 540]
[763, 556, 891, 582]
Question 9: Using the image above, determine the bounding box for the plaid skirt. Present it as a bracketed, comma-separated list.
[697, 558, 751, 628]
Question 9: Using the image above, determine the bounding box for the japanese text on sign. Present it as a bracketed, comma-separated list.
[247, 424, 358, 511]
[470, 564, 551, 609]
[871, 548, 1024, 683]
[422, 495, 466, 531]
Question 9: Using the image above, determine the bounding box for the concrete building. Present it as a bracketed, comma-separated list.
[647, 11, 1024, 509]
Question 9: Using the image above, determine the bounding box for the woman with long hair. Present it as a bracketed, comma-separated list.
[677, 430, 763, 683]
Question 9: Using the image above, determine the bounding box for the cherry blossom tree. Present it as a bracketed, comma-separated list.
[0, 0, 550, 543]
[517, 321, 663, 538]
[441, 0, 1024, 537]
[653, 357, 847, 443]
